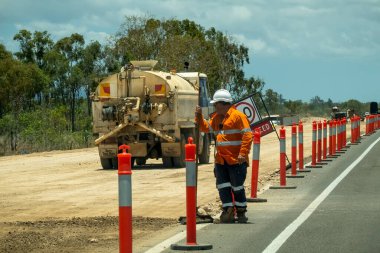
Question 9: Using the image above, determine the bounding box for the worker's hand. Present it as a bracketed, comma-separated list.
[237, 155, 246, 164]
[195, 105, 203, 121]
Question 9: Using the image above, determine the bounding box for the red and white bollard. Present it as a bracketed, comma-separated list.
[270, 126, 296, 189]
[297, 121, 310, 173]
[317, 121, 322, 162]
[322, 120, 327, 159]
[337, 119, 342, 152]
[342, 118, 347, 147]
[329, 120, 333, 156]
[298, 121, 304, 170]
[332, 120, 337, 155]
[171, 138, 212, 251]
[365, 116, 369, 135]
[350, 117, 355, 144]
[287, 123, 304, 178]
[312, 121, 317, 166]
[247, 129, 267, 202]
[118, 144, 133, 253]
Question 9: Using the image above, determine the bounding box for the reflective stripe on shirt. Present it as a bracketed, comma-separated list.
[216, 140, 242, 146]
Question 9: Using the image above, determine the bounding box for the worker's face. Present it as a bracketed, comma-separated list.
[214, 102, 230, 116]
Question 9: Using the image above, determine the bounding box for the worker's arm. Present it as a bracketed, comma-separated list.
[195, 105, 212, 133]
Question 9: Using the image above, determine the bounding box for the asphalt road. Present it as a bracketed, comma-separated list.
[161, 130, 380, 253]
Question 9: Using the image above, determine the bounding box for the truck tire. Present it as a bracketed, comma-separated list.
[162, 157, 173, 167]
[136, 157, 147, 166]
[172, 134, 187, 168]
[100, 158, 113, 170]
[111, 158, 118, 169]
[199, 134, 210, 164]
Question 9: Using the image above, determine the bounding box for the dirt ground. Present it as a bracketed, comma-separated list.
[0, 118, 356, 252]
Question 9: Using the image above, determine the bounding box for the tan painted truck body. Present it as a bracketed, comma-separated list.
[92, 60, 212, 169]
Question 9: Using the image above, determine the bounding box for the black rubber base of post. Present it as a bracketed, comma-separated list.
[327, 155, 340, 158]
[335, 151, 345, 154]
[171, 243, 213, 251]
[322, 159, 333, 162]
[297, 169, 311, 173]
[269, 185, 297, 189]
[286, 174, 304, 178]
[349, 143, 359, 145]
[305, 165, 323, 168]
[247, 197, 268, 203]
[316, 162, 328, 165]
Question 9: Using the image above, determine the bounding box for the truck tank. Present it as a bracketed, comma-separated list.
[92, 60, 212, 169]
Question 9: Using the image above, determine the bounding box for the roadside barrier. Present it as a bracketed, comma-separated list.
[365, 116, 369, 135]
[287, 123, 304, 178]
[329, 120, 333, 155]
[350, 117, 356, 144]
[312, 121, 317, 166]
[118, 144, 133, 253]
[342, 118, 347, 147]
[323, 120, 327, 159]
[270, 126, 296, 189]
[337, 119, 342, 151]
[247, 129, 267, 202]
[317, 121, 322, 162]
[306, 121, 324, 168]
[171, 138, 212, 251]
[298, 121, 304, 170]
[332, 120, 337, 155]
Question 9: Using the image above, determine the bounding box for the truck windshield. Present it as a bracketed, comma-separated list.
[199, 77, 209, 107]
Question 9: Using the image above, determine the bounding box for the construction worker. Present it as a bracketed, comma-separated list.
[195, 89, 253, 223]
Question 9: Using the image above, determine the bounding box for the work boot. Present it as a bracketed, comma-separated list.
[220, 207, 235, 223]
[236, 208, 248, 223]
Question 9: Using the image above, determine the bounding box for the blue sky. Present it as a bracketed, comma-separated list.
[1, 0, 379, 103]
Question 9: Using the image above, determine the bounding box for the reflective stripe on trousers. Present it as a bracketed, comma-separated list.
[215, 162, 248, 210]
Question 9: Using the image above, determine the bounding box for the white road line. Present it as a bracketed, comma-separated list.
[144, 224, 210, 253]
[263, 136, 380, 253]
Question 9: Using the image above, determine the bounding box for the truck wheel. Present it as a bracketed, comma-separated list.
[162, 157, 173, 167]
[199, 134, 210, 164]
[172, 133, 188, 168]
[100, 158, 113, 170]
[136, 157, 147, 166]
[111, 158, 118, 169]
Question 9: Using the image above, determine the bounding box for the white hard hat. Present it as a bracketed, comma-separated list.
[210, 89, 233, 104]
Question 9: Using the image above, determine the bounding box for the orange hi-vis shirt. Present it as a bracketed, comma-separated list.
[198, 106, 253, 165]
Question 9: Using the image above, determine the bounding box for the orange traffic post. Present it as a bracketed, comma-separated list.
[350, 117, 355, 144]
[270, 126, 296, 189]
[329, 120, 333, 155]
[365, 116, 369, 135]
[337, 120, 342, 152]
[332, 120, 336, 155]
[247, 129, 267, 202]
[317, 121, 322, 162]
[322, 120, 327, 160]
[171, 138, 212, 251]
[287, 123, 304, 178]
[298, 121, 304, 169]
[118, 144, 133, 253]
[312, 121, 317, 165]
[298, 121, 309, 172]
[306, 121, 323, 168]
[357, 116, 361, 141]
[342, 118, 347, 148]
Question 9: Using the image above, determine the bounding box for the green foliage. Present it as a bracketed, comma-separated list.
[112, 15, 261, 95]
